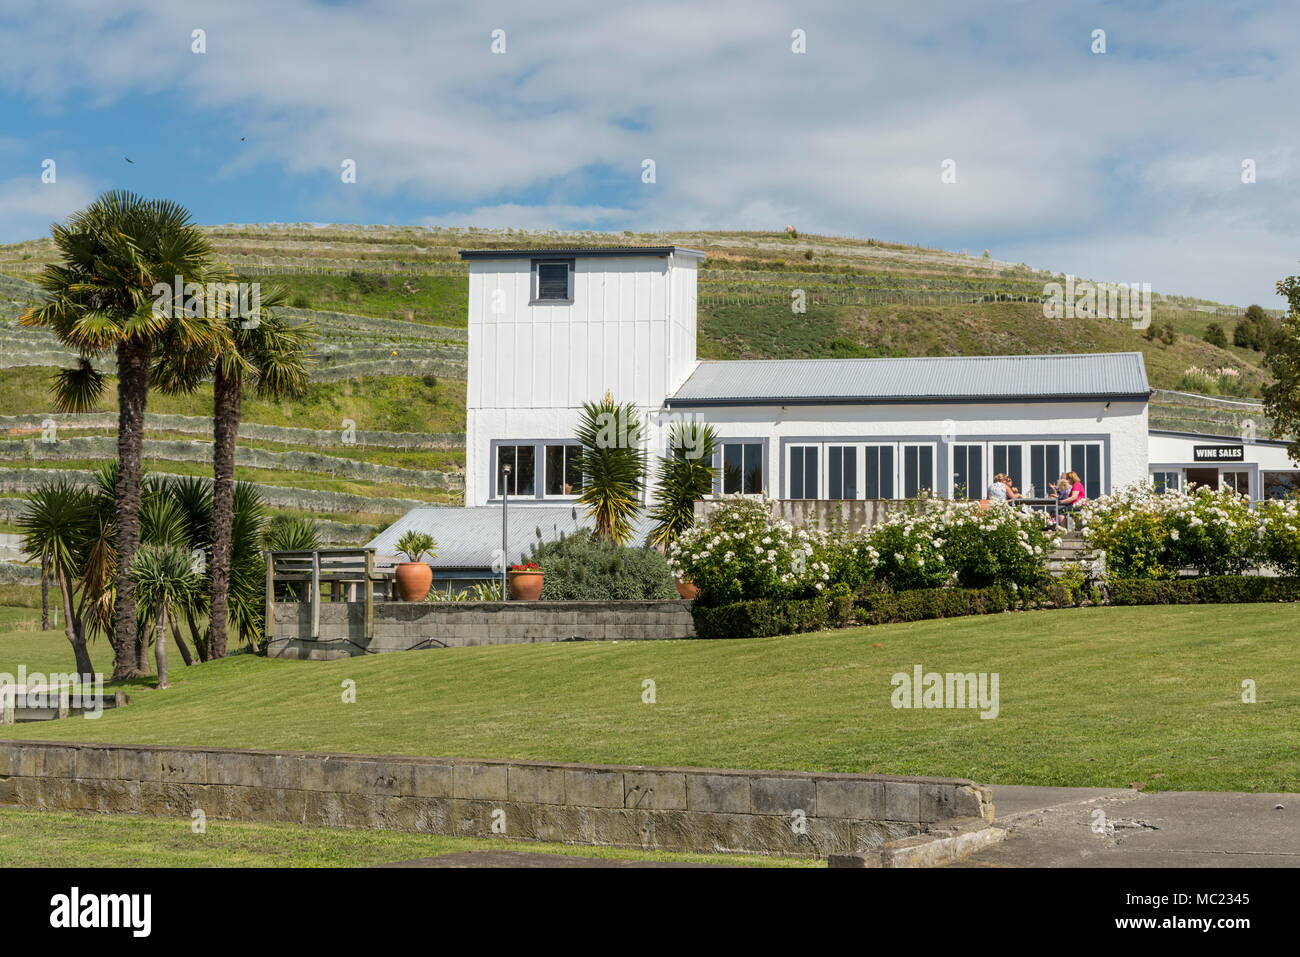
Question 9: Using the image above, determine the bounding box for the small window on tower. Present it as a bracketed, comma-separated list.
[534, 260, 572, 301]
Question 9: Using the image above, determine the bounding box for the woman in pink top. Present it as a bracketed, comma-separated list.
[1058, 470, 1086, 526]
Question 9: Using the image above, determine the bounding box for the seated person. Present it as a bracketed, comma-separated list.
[985, 473, 1020, 502]
[1057, 471, 1087, 524]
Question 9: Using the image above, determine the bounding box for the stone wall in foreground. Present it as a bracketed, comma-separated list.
[0, 740, 993, 858]
[268, 600, 696, 660]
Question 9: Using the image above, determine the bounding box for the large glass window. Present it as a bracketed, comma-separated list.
[497, 444, 536, 497]
[789, 445, 818, 499]
[1152, 470, 1181, 493]
[1028, 443, 1062, 499]
[1221, 471, 1250, 496]
[952, 444, 983, 500]
[544, 444, 583, 497]
[1068, 442, 1103, 500]
[1263, 471, 1300, 500]
[827, 445, 858, 500]
[902, 444, 934, 499]
[720, 442, 764, 495]
[863, 445, 894, 499]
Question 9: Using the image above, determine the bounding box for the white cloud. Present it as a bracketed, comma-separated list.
[0, 0, 1297, 303]
[0, 174, 97, 244]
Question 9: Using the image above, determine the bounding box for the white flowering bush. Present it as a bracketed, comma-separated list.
[1082, 483, 1263, 578]
[1258, 498, 1300, 576]
[866, 500, 1058, 590]
[1163, 484, 1260, 575]
[667, 497, 831, 607]
[1079, 484, 1172, 579]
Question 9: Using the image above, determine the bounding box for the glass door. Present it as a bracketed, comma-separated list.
[1068, 442, 1103, 500]
[1027, 442, 1062, 500]
[951, 444, 984, 499]
[991, 443, 1025, 497]
[787, 445, 819, 499]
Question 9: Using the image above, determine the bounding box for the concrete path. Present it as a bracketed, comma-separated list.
[379, 785, 1300, 868]
[952, 784, 1300, 867]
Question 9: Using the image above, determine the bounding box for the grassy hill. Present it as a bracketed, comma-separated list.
[0, 224, 1288, 549]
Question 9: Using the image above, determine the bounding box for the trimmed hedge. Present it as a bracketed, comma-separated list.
[1106, 576, 1300, 606]
[692, 593, 854, 639]
[862, 584, 1017, 625]
[690, 575, 1300, 638]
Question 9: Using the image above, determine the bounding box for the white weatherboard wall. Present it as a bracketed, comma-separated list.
[465, 251, 700, 506]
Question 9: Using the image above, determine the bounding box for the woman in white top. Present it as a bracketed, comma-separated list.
[986, 472, 1018, 502]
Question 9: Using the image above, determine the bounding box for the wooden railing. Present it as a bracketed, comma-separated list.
[265, 548, 387, 641]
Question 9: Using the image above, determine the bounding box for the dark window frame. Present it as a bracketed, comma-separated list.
[531, 258, 575, 303]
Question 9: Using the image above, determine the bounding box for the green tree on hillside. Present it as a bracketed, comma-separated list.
[1264, 273, 1300, 465]
[20, 193, 223, 679]
[1203, 322, 1228, 348]
[1234, 304, 1280, 352]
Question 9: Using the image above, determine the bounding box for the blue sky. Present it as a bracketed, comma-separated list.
[0, 0, 1296, 305]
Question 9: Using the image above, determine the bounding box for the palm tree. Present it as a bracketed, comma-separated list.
[153, 282, 312, 659]
[574, 392, 646, 544]
[647, 422, 719, 548]
[18, 479, 97, 682]
[127, 544, 202, 690]
[21, 192, 221, 679]
[227, 482, 270, 647]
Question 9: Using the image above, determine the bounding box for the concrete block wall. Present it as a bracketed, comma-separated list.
[267, 600, 696, 659]
[0, 740, 993, 858]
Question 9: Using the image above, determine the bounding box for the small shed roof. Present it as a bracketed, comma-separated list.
[366, 505, 657, 571]
[459, 246, 705, 260]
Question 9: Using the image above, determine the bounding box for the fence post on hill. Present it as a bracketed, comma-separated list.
[311, 550, 320, 640]
[364, 550, 374, 640]
[264, 553, 274, 642]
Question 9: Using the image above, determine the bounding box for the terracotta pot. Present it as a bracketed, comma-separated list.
[674, 578, 699, 601]
[395, 562, 432, 601]
[508, 569, 544, 601]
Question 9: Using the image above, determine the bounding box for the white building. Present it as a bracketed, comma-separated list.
[369, 245, 1300, 577]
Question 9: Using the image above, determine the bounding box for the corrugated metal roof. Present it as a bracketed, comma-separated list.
[459, 246, 705, 260]
[366, 505, 657, 570]
[667, 352, 1151, 405]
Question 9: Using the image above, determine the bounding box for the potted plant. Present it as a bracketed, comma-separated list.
[394, 530, 437, 601]
[508, 561, 544, 600]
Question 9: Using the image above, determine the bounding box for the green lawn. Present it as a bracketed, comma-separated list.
[3, 604, 1296, 793]
[0, 807, 805, 867]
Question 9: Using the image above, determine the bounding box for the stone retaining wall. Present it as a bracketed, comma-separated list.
[268, 600, 695, 659]
[0, 740, 994, 858]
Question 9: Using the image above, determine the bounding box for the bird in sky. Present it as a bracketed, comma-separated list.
[124, 157, 134, 164]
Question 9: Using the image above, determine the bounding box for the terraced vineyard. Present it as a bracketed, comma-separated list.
[0, 224, 1288, 567]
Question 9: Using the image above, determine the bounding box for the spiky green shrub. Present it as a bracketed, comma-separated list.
[530, 530, 676, 601]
